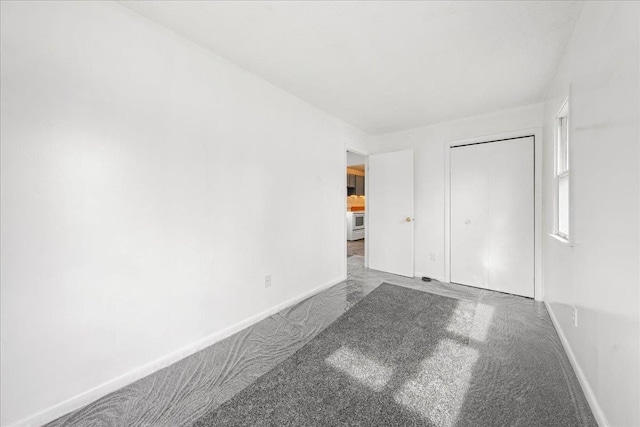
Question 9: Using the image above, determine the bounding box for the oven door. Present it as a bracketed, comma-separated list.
[353, 213, 365, 230]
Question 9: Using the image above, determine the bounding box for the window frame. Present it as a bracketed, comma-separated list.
[555, 98, 570, 241]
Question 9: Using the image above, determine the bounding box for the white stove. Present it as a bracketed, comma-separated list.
[346, 211, 365, 241]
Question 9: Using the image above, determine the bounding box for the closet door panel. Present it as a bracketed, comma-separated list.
[450, 144, 489, 288]
[487, 137, 534, 297]
[450, 136, 534, 298]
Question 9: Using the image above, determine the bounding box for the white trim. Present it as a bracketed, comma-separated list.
[556, 96, 570, 119]
[364, 154, 369, 269]
[544, 301, 609, 427]
[344, 148, 349, 275]
[553, 92, 573, 245]
[8, 275, 347, 427]
[444, 127, 543, 301]
[548, 232, 573, 247]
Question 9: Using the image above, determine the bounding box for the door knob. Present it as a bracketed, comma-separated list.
[465, 220, 471, 225]
[405, 217, 413, 222]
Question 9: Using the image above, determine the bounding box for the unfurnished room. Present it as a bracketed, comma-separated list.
[1, 1, 639, 426]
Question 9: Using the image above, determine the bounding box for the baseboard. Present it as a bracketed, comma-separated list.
[8, 275, 347, 427]
[544, 301, 609, 427]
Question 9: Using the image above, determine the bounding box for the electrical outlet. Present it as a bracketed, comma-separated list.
[572, 306, 578, 327]
[430, 253, 437, 262]
[265, 274, 272, 288]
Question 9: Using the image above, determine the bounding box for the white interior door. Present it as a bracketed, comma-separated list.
[368, 150, 414, 277]
[450, 136, 534, 297]
[450, 143, 489, 288]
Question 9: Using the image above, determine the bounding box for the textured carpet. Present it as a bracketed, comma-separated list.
[194, 283, 595, 426]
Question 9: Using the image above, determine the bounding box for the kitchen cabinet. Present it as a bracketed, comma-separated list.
[355, 175, 365, 196]
[347, 174, 356, 188]
[346, 173, 365, 196]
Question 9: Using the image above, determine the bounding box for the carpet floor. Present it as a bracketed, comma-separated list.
[194, 283, 595, 427]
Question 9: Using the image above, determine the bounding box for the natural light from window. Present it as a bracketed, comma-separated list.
[325, 345, 394, 392]
[394, 338, 479, 426]
[325, 299, 494, 425]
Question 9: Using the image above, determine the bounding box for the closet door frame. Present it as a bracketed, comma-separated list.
[444, 128, 543, 301]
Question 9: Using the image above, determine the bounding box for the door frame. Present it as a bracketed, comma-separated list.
[344, 147, 369, 271]
[444, 128, 543, 301]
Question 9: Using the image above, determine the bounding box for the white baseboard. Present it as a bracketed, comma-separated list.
[544, 301, 609, 427]
[9, 275, 347, 427]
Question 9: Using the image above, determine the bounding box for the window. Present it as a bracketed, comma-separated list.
[556, 99, 570, 240]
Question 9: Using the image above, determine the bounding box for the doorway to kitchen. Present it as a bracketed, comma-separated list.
[346, 150, 366, 259]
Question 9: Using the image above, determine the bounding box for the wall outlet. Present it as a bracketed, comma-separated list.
[572, 306, 578, 327]
[265, 274, 272, 288]
[430, 253, 437, 262]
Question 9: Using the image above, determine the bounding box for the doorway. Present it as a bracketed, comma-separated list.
[346, 151, 366, 259]
[344, 148, 415, 278]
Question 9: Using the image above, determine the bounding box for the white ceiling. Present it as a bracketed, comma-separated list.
[120, 1, 583, 135]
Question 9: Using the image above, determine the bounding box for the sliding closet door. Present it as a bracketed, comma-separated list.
[450, 136, 534, 298]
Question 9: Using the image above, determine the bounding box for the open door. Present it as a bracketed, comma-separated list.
[368, 150, 414, 277]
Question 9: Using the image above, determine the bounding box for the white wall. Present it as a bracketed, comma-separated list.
[368, 103, 545, 281]
[0, 2, 369, 425]
[541, 3, 639, 426]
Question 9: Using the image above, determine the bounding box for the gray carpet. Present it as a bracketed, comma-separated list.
[194, 283, 595, 426]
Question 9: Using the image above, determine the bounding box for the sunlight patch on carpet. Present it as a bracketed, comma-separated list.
[469, 303, 495, 342]
[447, 300, 495, 343]
[326, 345, 393, 392]
[394, 338, 478, 426]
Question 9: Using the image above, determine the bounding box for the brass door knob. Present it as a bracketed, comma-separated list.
[405, 217, 413, 222]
